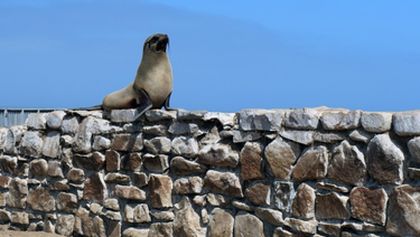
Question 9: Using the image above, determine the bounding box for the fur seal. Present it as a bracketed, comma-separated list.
[102, 33, 173, 119]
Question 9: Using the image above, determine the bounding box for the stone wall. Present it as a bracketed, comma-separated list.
[0, 108, 419, 237]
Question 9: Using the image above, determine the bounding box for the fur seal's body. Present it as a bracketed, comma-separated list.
[102, 33, 173, 118]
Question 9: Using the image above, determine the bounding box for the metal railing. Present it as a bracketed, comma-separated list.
[0, 108, 60, 128]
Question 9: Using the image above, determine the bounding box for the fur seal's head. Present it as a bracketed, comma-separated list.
[143, 33, 169, 54]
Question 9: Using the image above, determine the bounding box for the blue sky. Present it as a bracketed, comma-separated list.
[1, 0, 419, 111]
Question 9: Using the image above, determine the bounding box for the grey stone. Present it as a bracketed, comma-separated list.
[151, 211, 175, 221]
[110, 109, 137, 122]
[20, 131, 43, 157]
[92, 136, 111, 151]
[105, 210, 122, 221]
[386, 184, 420, 236]
[203, 112, 236, 127]
[199, 127, 221, 145]
[11, 211, 29, 225]
[145, 109, 177, 121]
[408, 136, 420, 163]
[177, 109, 206, 120]
[143, 154, 169, 173]
[367, 133, 404, 185]
[234, 212, 264, 237]
[292, 146, 329, 181]
[42, 131, 61, 158]
[168, 121, 201, 136]
[279, 129, 315, 145]
[74, 152, 105, 171]
[204, 170, 243, 197]
[61, 116, 79, 134]
[25, 113, 46, 130]
[46, 111, 66, 129]
[349, 129, 372, 143]
[316, 192, 350, 220]
[232, 201, 253, 212]
[393, 111, 420, 136]
[232, 130, 262, 143]
[283, 218, 317, 235]
[207, 193, 229, 206]
[264, 137, 299, 179]
[56, 214, 75, 236]
[173, 198, 202, 237]
[328, 140, 366, 185]
[143, 125, 168, 136]
[320, 110, 361, 130]
[174, 177, 203, 194]
[292, 183, 315, 219]
[313, 132, 346, 143]
[170, 156, 206, 175]
[273, 181, 295, 213]
[361, 112, 392, 133]
[238, 109, 283, 132]
[47, 160, 64, 178]
[144, 136, 172, 154]
[114, 185, 146, 201]
[171, 136, 199, 158]
[284, 109, 320, 129]
[198, 143, 239, 168]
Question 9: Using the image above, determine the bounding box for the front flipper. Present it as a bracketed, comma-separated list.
[133, 88, 153, 121]
[163, 92, 177, 111]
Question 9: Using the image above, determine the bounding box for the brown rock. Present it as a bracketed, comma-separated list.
[0, 155, 18, 174]
[174, 177, 203, 194]
[125, 204, 151, 223]
[7, 178, 27, 208]
[316, 192, 350, 220]
[0, 176, 11, 188]
[105, 150, 120, 172]
[151, 211, 175, 222]
[386, 184, 420, 236]
[292, 182, 315, 219]
[234, 212, 264, 237]
[74, 207, 106, 237]
[143, 154, 169, 173]
[104, 173, 130, 184]
[47, 160, 64, 178]
[57, 192, 78, 212]
[56, 214, 75, 236]
[328, 140, 366, 185]
[0, 209, 11, 223]
[149, 174, 173, 208]
[132, 172, 148, 187]
[367, 133, 404, 185]
[170, 156, 206, 175]
[122, 228, 149, 237]
[104, 198, 120, 211]
[29, 159, 48, 178]
[273, 227, 293, 237]
[173, 198, 202, 237]
[148, 222, 173, 237]
[254, 207, 283, 226]
[83, 173, 107, 203]
[111, 133, 143, 152]
[0, 192, 7, 207]
[206, 193, 229, 206]
[198, 143, 239, 168]
[144, 136, 172, 154]
[318, 222, 341, 237]
[292, 145, 329, 181]
[74, 152, 105, 171]
[204, 170, 243, 197]
[11, 211, 29, 225]
[106, 220, 121, 237]
[122, 153, 142, 171]
[208, 208, 234, 237]
[350, 187, 388, 225]
[264, 137, 299, 179]
[240, 142, 264, 181]
[245, 183, 270, 206]
[27, 187, 55, 212]
[284, 217, 318, 235]
[114, 185, 146, 201]
[66, 168, 85, 183]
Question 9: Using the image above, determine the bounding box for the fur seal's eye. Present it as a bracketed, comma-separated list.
[150, 36, 159, 43]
